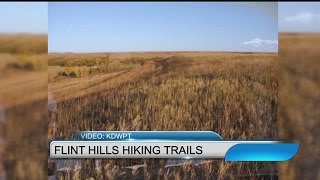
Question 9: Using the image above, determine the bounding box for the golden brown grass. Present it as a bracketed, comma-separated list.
[48, 53, 135, 82]
[279, 33, 320, 179]
[49, 52, 278, 179]
[0, 34, 47, 55]
[0, 34, 47, 180]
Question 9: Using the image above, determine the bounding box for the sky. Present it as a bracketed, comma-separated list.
[49, 2, 278, 53]
[3, 2, 320, 52]
[0, 2, 47, 33]
[279, 2, 320, 32]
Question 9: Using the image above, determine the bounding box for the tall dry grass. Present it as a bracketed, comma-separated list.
[49, 52, 278, 179]
[0, 34, 47, 180]
[0, 34, 47, 55]
[279, 33, 320, 179]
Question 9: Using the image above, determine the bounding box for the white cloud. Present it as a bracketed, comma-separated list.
[284, 12, 320, 23]
[243, 38, 278, 47]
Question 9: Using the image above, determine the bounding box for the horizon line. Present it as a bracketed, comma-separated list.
[0, 32, 47, 36]
[48, 50, 278, 54]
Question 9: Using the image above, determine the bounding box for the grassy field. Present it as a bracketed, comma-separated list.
[49, 51, 278, 179]
[0, 34, 47, 180]
[1, 32, 317, 179]
[279, 33, 320, 179]
[0, 33, 47, 55]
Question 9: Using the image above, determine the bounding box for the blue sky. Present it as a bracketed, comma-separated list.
[49, 2, 278, 53]
[3, 3, 320, 52]
[0, 2, 47, 33]
[279, 2, 320, 32]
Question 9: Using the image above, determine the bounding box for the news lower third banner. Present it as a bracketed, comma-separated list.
[50, 131, 299, 161]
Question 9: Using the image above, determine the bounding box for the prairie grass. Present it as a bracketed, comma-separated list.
[49, 52, 278, 179]
[0, 34, 47, 54]
[0, 34, 47, 180]
[48, 54, 143, 82]
[279, 33, 320, 179]
[6, 54, 47, 71]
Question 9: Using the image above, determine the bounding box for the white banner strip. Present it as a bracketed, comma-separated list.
[50, 141, 276, 159]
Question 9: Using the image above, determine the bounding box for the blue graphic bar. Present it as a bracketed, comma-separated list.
[74, 131, 223, 141]
[225, 143, 300, 161]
